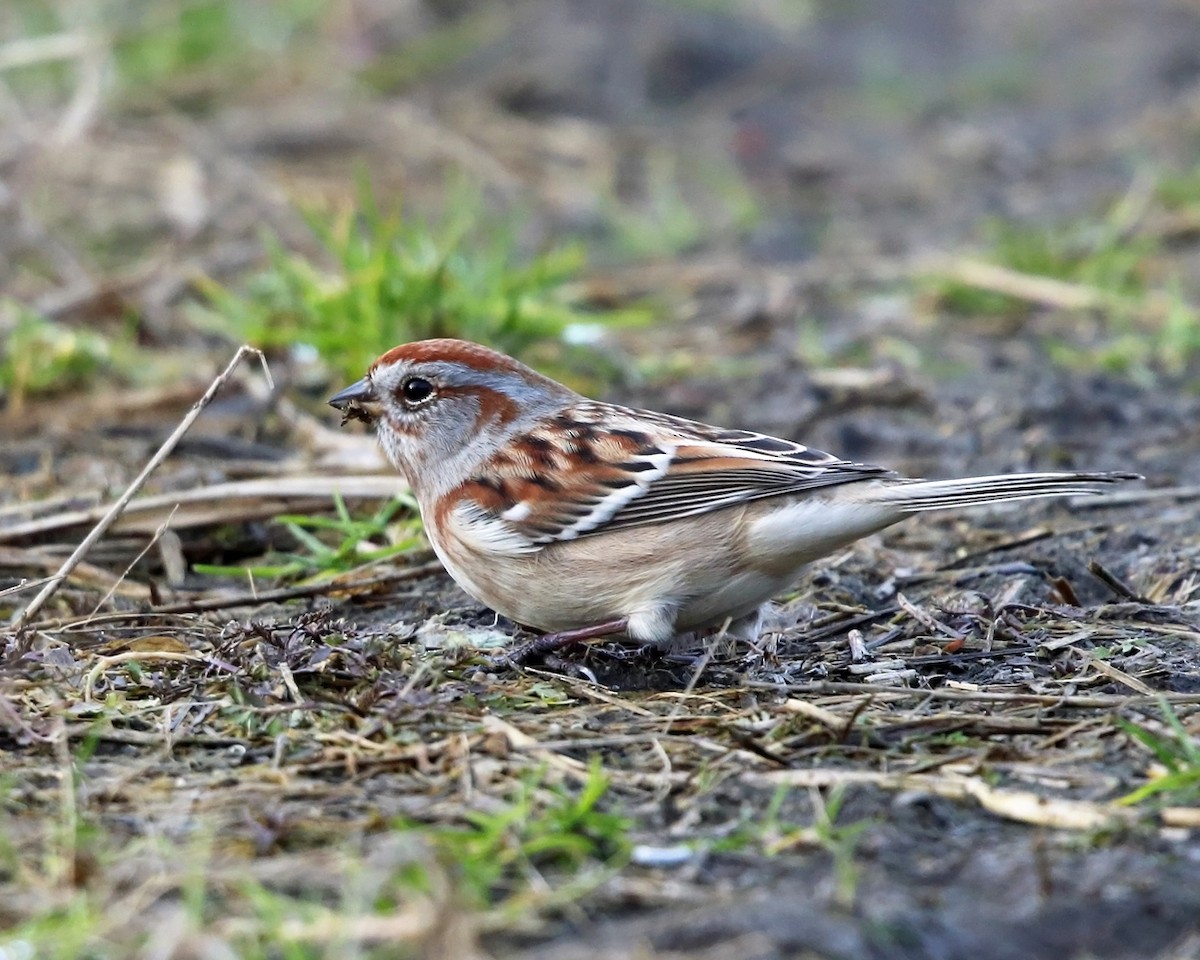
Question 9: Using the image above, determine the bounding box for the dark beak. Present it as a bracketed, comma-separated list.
[328, 377, 379, 425]
[328, 378, 375, 410]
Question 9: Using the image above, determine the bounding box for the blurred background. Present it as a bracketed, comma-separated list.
[3, 0, 1200, 496]
[6, 7, 1200, 956]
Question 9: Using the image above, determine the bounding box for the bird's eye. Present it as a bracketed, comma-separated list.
[401, 377, 435, 405]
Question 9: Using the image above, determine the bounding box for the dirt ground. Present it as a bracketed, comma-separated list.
[3, 2, 1200, 958]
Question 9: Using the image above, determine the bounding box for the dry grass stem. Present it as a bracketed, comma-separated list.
[9, 346, 271, 629]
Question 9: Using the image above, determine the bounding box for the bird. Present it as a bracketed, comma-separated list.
[329, 338, 1136, 663]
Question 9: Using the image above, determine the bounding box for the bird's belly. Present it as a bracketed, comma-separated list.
[431, 508, 798, 643]
[430, 533, 624, 633]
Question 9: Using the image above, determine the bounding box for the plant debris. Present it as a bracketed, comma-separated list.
[3, 2, 1200, 958]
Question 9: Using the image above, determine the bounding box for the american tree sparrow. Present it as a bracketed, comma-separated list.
[330, 339, 1136, 662]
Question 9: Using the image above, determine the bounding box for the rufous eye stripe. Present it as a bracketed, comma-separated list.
[431, 384, 520, 430]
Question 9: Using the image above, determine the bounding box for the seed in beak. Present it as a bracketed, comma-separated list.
[328, 378, 378, 426]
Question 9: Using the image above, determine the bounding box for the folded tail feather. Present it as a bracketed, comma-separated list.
[876, 471, 1139, 514]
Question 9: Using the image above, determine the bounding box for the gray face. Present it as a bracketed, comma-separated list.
[348, 356, 575, 499]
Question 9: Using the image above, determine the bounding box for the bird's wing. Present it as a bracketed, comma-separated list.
[445, 402, 893, 555]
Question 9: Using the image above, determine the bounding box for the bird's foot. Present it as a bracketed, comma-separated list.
[483, 618, 629, 673]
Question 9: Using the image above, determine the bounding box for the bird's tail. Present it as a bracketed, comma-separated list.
[874, 471, 1139, 514]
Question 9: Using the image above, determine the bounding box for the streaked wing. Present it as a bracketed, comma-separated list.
[598, 459, 884, 532]
[446, 402, 893, 553]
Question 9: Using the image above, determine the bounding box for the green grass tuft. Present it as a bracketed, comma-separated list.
[928, 196, 1200, 380]
[197, 180, 646, 386]
[407, 759, 631, 911]
[0, 304, 119, 406]
[194, 492, 422, 583]
[1116, 700, 1200, 808]
[4, 0, 332, 107]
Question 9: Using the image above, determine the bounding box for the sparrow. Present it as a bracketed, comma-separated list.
[329, 339, 1136, 663]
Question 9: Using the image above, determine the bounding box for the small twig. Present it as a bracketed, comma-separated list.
[0, 577, 55, 599]
[662, 619, 730, 735]
[935, 258, 1110, 311]
[481, 715, 590, 783]
[1107, 168, 1158, 242]
[0, 32, 96, 71]
[846, 628, 867, 662]
[82, 505, 180, 623]
[53, 31, 107, 143]
[1076, 650, 1158, 696]
[1087, 560, 1148, 603]
[836, 694, 876, 744]
[745, 679, 1200, 709]
[937, 527, 1054, 570]
[0, 690, 53, 742]
[28, 561, 444, 630]
[780, 697, 847, 734]
[0, 546, 151, 599]
[1048, 575, 1082, 607]
[751, 767, 1135, 831]
[8, 346, 271, 630]
[60, 723, 246, 748]
[792, 607, 898, 645]
[83, 651, 207, 702]
[0, 475, 408, 541]
[897, 593, 965, 641]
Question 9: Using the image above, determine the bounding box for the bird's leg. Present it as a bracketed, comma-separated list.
[487, 618, 630, 671]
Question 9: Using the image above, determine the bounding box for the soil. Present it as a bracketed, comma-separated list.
[3, 2, 1200, 958]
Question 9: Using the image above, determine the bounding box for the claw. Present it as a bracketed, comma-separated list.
[543, 655, 599, 683]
